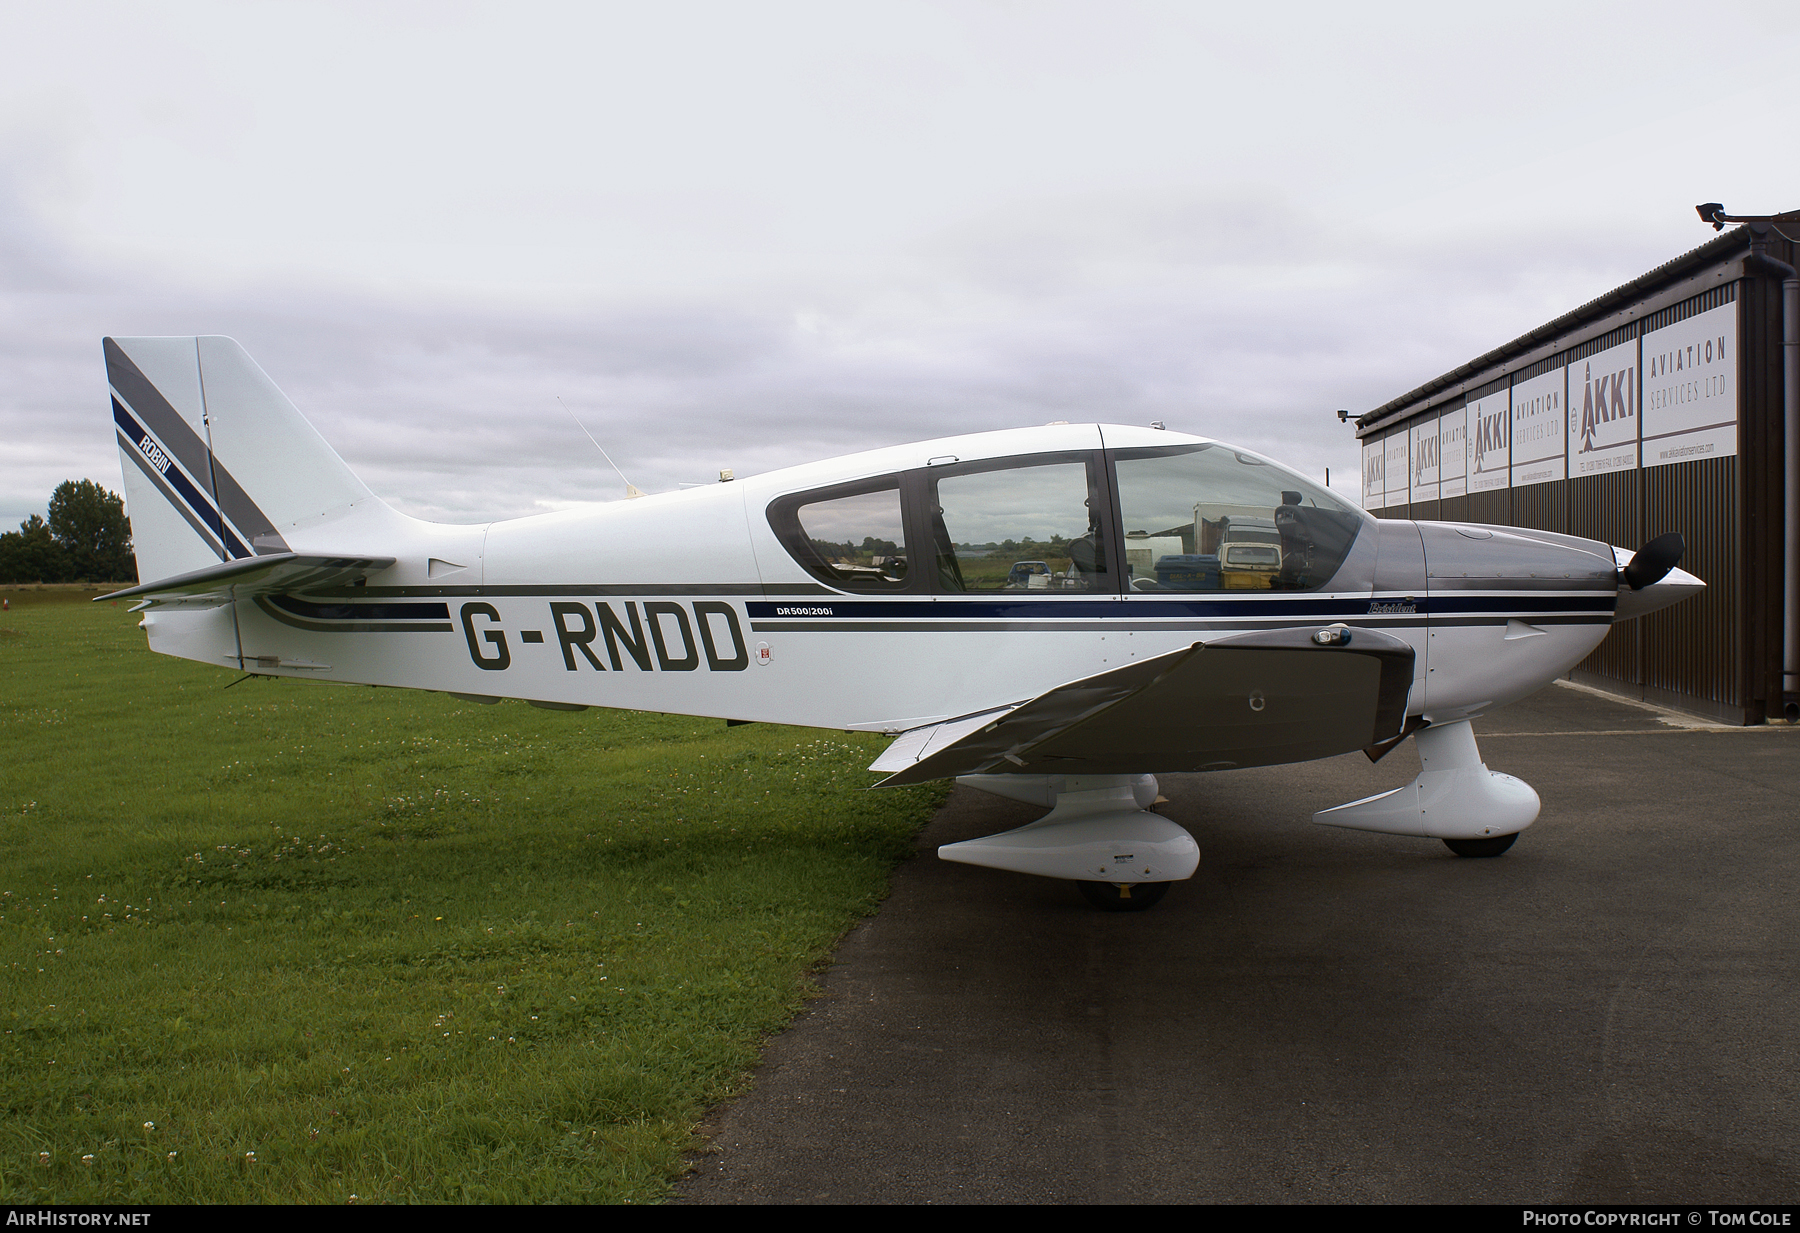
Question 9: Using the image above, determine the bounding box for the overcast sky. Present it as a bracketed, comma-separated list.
[4, 0, 1798, 532]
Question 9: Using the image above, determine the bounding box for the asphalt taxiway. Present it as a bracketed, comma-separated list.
[679, 682, 1800, 1204]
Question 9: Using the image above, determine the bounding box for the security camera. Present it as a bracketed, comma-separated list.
[1695, 202, 1726, 231]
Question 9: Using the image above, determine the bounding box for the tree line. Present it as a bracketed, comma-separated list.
[0, 480, 136, 584]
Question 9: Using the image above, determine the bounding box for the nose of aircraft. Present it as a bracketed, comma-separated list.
[1414, 522, 1704, 625]
[1405, 521, 1705, 719]
[1414, 521, 1620, 590]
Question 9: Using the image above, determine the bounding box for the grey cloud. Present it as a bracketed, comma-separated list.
[0, 169, 1693, 532]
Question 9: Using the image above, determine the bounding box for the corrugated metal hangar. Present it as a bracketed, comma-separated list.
[1354, 208, 1799, 724]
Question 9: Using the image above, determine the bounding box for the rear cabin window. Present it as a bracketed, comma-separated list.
[771, 480, 912, 592]
[1111, 444, 1366, 592]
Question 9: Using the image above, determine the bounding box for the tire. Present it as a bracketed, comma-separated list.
[1443, 833, 1519, 858]
[1076, 880, 1171, 912]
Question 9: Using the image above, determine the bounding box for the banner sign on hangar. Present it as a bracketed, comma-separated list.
[1360, 300, 1737, 509]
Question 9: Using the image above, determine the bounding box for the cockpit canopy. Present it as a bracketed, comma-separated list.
[769, 442, 1370, 595]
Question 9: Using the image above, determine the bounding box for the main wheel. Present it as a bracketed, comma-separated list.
[1077, 880, 1171, 912]
[1443, 833, 1519, 858]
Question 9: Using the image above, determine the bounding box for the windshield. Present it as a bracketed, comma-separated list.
[1111, 444, 1368, 592]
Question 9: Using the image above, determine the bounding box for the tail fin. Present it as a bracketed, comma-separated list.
[105, 336, 380, 584]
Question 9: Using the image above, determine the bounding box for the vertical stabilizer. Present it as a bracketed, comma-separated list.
[106, 336, 381, 585]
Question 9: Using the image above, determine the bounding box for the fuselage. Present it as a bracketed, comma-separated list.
[141, 423, 1627, 736]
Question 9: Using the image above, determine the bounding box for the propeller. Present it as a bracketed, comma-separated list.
[1622, 533, 1686, 591]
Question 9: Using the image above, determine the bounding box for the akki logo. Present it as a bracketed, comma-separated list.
[1412, 431, 1439, 483]
[1577, 361, 1634, 454]
[1364, 450, 1383, 489]
[1472, 405, 1507, 472]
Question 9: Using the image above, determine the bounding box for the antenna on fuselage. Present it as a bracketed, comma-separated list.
[558, 396, 644, 499]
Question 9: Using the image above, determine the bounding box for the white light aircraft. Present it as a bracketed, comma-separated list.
[101, 337, 1703, 910]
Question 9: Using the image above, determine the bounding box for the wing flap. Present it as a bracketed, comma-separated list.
[97, 553, 396, 610]
[867, 706, 1017, 773]
[874, 627, 1414, 786]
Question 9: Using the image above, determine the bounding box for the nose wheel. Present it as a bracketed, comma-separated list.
[1315, 720, 1540, 855]
[1077, 880, 1171, 912]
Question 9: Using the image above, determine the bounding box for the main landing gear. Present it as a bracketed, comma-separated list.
[942, 774, 1196, 912]
[1076, 879, 1172, 912]
[945, 722, 1533, 911]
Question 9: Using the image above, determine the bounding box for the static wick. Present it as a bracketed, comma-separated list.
[558, 397, 644, 498]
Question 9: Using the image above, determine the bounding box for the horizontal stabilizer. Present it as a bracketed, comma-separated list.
[874, 626, 1415, 785]
[97, 553, 396, 611]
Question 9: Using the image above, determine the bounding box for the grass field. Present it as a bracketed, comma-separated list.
[0, 587, 948, 1203]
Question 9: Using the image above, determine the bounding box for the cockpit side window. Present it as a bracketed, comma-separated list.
[923, 453, 1112, 594]
[1110, 444, 1368, 592]
[768, 478, 915, 593]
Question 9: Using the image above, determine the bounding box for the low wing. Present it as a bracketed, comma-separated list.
[873, 626, 1415, 785]
[97, 553, 396, 611]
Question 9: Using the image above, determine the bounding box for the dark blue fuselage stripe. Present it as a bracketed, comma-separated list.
[748, 599, 1372, 619]
[113, 397, 252, 558]
[270, 595, 450, 621]
[1415, 595, 1614, 615]
[744, 595, 1613, 620]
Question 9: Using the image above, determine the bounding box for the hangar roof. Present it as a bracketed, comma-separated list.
[1355, 210, 1800, 438]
